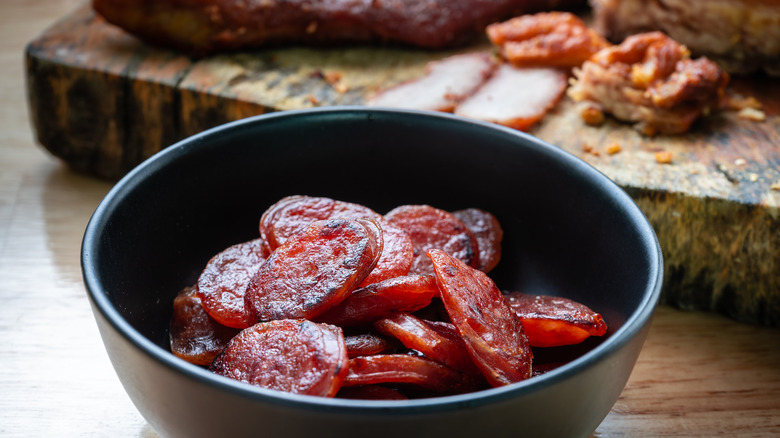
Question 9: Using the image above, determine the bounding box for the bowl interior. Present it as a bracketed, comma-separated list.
[83, 107, 661, 405]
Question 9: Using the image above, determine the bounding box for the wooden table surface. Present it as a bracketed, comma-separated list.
[2, 1, 778, 437]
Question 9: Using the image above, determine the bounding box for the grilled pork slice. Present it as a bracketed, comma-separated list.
[568, 32, 730, 136]
[367, 52, 497, 112]
[93, 0, 586, 55]
[591, 0, 780, 76]
[454, 64, 568, 131]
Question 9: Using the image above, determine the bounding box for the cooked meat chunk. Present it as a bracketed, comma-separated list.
[487, 12, 610, 68]
[92, 0, 586, 55]
[590, 0, 780, 76]
[567, 32, 730, 135]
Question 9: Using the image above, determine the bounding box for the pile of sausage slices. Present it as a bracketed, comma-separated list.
[170, 195, 607, 400]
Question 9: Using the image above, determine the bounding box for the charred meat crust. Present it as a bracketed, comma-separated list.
[92, 0, 586, 55]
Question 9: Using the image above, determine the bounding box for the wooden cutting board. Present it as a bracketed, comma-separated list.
[25, 4, 779, 326]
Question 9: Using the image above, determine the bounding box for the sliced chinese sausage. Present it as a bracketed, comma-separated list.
[504, 291, 608, 347]
[245, 218, 383, 324]
[344, 332, 400, 358]
[385, 204, 479, 276]
[197, 238, 269, 329]
[358, 221, 414, 287]
[258, 195, 406, 286]
[169, 286, 241, 366]
[210, 319, 348, 397]
[342, 354, 473, 394]
[316, 274, 439, 327]
[452, 208, 503, 273]
[258, 196, 332, 251]
[428, 248, 533, 386]
[374, 313, 481, 375]
[259, 195, 383, 251]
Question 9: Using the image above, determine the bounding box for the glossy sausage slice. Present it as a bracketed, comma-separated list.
[315, 274, 439, 327]
[342, 354, 472, 394]
[374, 313, 481, 375]
[452, 208, 503, 273]
[210, 319, 348, 397]
[259, 195, 407, 286]
[504, 291, 608, 347]
[197, 238, 268, 329]
[245, 219, 382, 324]
[358, 221, 414, 287]
[259, 195, 383, 251]
[428, 248, 533, 386]
[169, 286, 240, 366]
[385, 204, 479, 276]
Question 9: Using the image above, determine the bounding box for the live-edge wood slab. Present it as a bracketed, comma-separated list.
[25, 4, 780, 326]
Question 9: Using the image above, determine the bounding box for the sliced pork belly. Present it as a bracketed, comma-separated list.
[454, 64, 568, 131]
[367, 52, 496, 112]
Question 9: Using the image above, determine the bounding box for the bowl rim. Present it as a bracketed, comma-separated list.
[81, 106, 663, 415]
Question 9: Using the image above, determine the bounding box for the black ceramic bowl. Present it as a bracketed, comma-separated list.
[82, 107, 662, 438]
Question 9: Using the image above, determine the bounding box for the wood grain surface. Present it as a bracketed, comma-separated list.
[24, 4, 780, 327]
[2, 2, 780, 437]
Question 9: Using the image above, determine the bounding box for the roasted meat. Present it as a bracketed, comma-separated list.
[567, 32, 730, 135]
[92, 0, 586, 55]
[487, 11, 610, 68]
[454, 64, 568, 131]
[590, 0, 780, 76]
[368, 51, 567, 132]
[367, 52, 496, 112]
